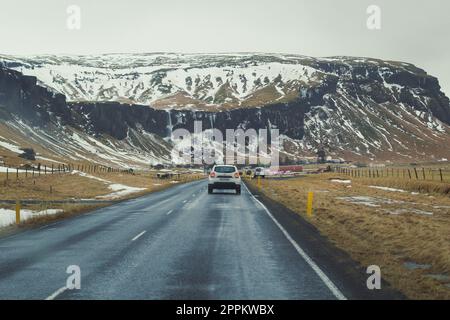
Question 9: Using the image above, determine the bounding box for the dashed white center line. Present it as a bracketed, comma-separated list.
[131, 231, 146, 241]
[182, 200, 187, 203]
[166, 209, 173, 215]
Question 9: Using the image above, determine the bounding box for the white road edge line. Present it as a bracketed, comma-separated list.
[132, 231, 147, 241]
[243, 183, 347, 300]
[45, 286, 67, 300]
[166, 209, 174, 215]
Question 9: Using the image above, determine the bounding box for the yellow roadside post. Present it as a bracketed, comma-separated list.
[306, 192, 314, 217]
[257, 176, 261, 189]
[15, 200, 21, 224]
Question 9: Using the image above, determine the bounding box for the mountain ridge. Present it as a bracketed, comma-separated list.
[1, 53, 450, 166]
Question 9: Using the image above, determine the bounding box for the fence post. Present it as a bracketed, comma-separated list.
[414, 168, 418, 180]
[15, 201, 21, 224]
[422, 168, 426, 180]
[306, 192, 314, 217]
[440, 169, 443, 182]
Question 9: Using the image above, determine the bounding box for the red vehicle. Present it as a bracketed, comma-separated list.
[276, 165, 303, 173]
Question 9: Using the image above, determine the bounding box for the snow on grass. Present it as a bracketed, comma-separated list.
[0, 139, 22, 154]
[0, 208, 63, 228]
[386, 208, 433, 216]
[337, 196, 381, 207]
[0, 166, 27, 173]
[35, 155, 60, 163]
[97, 184, 146, 200]
[72, 170, 146, 199]
[331, 179, 352, 184]
[337, 196, 433, 216]
[337, 196, 405, 207]
[369, 186, 407, 193]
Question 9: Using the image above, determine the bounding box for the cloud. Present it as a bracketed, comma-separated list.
[0, 0, 448, 95]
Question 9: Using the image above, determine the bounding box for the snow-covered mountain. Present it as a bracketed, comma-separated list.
[1, 53, 450, 165]
[0, 53, 321, 110]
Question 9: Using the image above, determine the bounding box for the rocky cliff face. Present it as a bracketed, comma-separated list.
[71, 101, 307, 141]
[1, 53, 450, 164]
[0, 67, 70, 124]
[0, 67, 174, 168]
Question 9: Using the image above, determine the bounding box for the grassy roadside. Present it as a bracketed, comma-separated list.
[246, 174, 450, 299]
[0, 171, 204, 238]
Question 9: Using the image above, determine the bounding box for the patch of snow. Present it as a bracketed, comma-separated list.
[0, 208, 63, 228]
[337, 196, 404, 207]
[97, 184, 146, 200]
[0, 140, 23, 154]
[369, 186, 407, 193]
[0, 166, 27, 173]
[71, 170, 146, 199]
[331, 179, 352, 184]
[386, 208, 433, 216]
[403, 262, 431, 270]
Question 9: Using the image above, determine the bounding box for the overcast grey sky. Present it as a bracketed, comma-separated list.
[1, 0, 449, 95]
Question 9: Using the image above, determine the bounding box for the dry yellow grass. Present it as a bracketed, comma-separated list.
[0, 172, 109, 200]
[0, 170, 203, 201]
[0, 170, 204, 236]
[0, 202, 107, 238]
[248, 173, 450, 299]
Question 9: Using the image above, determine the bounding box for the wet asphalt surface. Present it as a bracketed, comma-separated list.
[0, 180, 340, 300]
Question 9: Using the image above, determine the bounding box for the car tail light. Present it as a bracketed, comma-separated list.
[210, 172, 216, 178]
[234, 172, 240, 178]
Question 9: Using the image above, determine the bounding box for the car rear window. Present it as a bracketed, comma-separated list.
[214, 166, 236, 173]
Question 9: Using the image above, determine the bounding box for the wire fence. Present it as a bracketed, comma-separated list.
[332, 166, 450, 182]
[0, 163, 134, 184]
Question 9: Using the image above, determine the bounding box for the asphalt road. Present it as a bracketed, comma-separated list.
[0, 180, 346, 300]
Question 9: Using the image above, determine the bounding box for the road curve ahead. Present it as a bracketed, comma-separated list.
[0, 180, 345, 300]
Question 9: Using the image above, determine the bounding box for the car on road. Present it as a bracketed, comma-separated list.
[208, 165, 241, 195]
[253, 167, 266, 178]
